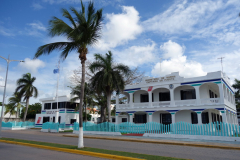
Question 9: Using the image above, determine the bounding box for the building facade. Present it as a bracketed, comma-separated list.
[115, 71, 238, 125]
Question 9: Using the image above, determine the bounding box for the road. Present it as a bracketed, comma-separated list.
[1, 129, 240, 160]
[0, 142, 105, 160]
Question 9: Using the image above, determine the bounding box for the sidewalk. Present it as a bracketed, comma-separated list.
[63, 133, 240, 150]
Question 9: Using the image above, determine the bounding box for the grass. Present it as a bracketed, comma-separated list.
[0, 137, 186, 160]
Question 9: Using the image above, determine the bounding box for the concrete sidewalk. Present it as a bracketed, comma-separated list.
[63, 134, 240, 150]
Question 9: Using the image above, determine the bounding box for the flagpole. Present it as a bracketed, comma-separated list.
[55, 61, 60, 123]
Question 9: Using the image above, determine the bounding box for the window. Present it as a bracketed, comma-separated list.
[53, 116, 55, 122]
[122, 118, 127, 122]
[44, 103, 51, 110]
[161, 113, 172, 125]
[70, 119, 76, 124]
[215, 94, 218, 98]
[202, 112, 209, 124]
[134, 114, 146, 123]
[159, 92, 170, 101]
[112, 118, 115, 122]
[66, 102, 78, 109]
[58, 116, 61, 123]
[58, 102, 66, 109]
[140, 94, 149, 102]
[52, 102, 57, 109]
[180, 89, 196, 100]
[43, 117, 50, 123]
[191, 112, 198, 124]
[209, 90, 215, 98]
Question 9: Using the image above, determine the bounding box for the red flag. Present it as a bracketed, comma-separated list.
[148, 86, 153, 91]
[37, 117, 41, 124]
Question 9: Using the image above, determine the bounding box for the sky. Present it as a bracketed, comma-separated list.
[1, 0, 240, 104]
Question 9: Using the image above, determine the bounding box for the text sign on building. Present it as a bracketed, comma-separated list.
[148, 86, 153, 91]
[46, 111, 56, 114]
[145, 76, 176, 83]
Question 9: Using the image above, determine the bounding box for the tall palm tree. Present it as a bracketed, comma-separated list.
[4, 104, 17, 119]
[8, 92, 25, 118]
[15, 73, 38, 122]
[89, 51, 130, 122]
[70, 82, 95, 122]
[34, 1, 103, 148]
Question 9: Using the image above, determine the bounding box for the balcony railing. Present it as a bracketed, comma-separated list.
[133, 102, 149, 108]
[174, 99, 196, 106]
[152, 101, 170, 107]
[118, 104, 130, 108]
[201, 98, 220, 105]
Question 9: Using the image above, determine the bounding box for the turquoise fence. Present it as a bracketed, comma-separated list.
[1, 121, 35, 128]
[72, 121, 240, 137]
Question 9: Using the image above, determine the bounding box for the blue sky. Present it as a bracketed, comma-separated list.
[1, 0, 240, 104]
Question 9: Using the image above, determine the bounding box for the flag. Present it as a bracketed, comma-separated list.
[53, 69, 59, 74]
[148, 86, 153, 92]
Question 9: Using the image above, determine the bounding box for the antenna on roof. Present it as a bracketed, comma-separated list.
[218, 57, 224, 73]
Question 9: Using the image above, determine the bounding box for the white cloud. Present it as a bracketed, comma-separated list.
[31, 3, 44, 10]
[18, 58, 45, 73]
[95, 6, 142, 50]
[27, 21, 46, 31]
[0, 26, 14, 36]
[152, 40, 206, 78]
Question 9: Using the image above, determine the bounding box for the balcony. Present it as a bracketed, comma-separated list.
[118, 98, 224, 109]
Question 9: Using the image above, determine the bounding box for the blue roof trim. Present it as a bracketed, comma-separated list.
[41, 110, 46, 112]
[222, 79, 234, 94]
[124, 88, 141, 91]
[66, 109, 75, 111]
[215, 108, 225, 110]
[191, 109, 205, 111]
[59, 110, 65, 111]
[181, 79, 221, 85]
[166, 110, 179, 112]
[145, 111, 155, 113]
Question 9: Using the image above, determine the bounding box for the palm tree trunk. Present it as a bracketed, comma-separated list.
[100, 106, 104, 123]
[107, 92, 111, 122]
[23, 98, 29, 122]
[78, 60, 85, 148]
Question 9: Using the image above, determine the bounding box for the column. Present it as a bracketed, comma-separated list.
[148, 112, 153, 122]
[194, 86, 201, 105]
[171, 113, 175, 124]
[170, 89, 175, 106]
[218, 83, 224, 104]
[55, 111, 59, 123]
[221, 111, 227, 123]
[197, 112, 202, 125]
[116, 95, 119, 109]
[148, 91, 152, 108]
[129, 114, 133, 123]
[115, 114, 118, 124]
[129, 93, 133, 108]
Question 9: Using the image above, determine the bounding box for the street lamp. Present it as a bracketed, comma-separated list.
[0, 55, 24, 138]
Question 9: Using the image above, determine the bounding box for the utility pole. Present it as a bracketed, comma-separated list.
[218, 57, 225, 73]
[0, 55, 24, 138]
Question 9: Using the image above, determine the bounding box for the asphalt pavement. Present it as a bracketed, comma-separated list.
[1, 129, 240, 160]
[0, 142, 105, 160]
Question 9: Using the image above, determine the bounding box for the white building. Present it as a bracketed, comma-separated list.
[115, 71, 238, 125]
[35, 95, 100, 128]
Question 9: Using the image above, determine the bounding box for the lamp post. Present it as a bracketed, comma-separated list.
[0, 55, 24, 138]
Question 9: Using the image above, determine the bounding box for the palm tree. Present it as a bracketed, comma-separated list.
[70, 82, 95, 122]
[8, 92, 25, 118]
[4, 104, 17, 119]
[34, 1, 103, 148]
[15, 73, 38, 122]
[89, 51, 130, 122]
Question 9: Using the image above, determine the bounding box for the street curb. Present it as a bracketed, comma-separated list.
[63, 135, 240, 150]
[0, 139, 145, 160]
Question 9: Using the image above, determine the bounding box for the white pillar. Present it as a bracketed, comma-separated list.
[218, 83, 224, 104]
[129, 114, 133, 123]
[148, 91, 152, 108]
[197, 112, 202, 125]
[170, 89, 175, 106]
[129, 93, 133, 108]
[55, 111, 59, 123]
[221, 111, 227, 123]
[148, 113, 153, 122]
[115, 114, 118, 124]
[171, 113, 175, 124]
[194, 86, 201, 105]
[116, 95, 119, 109]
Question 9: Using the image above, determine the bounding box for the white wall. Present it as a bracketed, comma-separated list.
[152, 88, 170, 102]
[152, 111, 169, 122]
[175, 110, 192, 123]
[133, 90, 148, 103]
